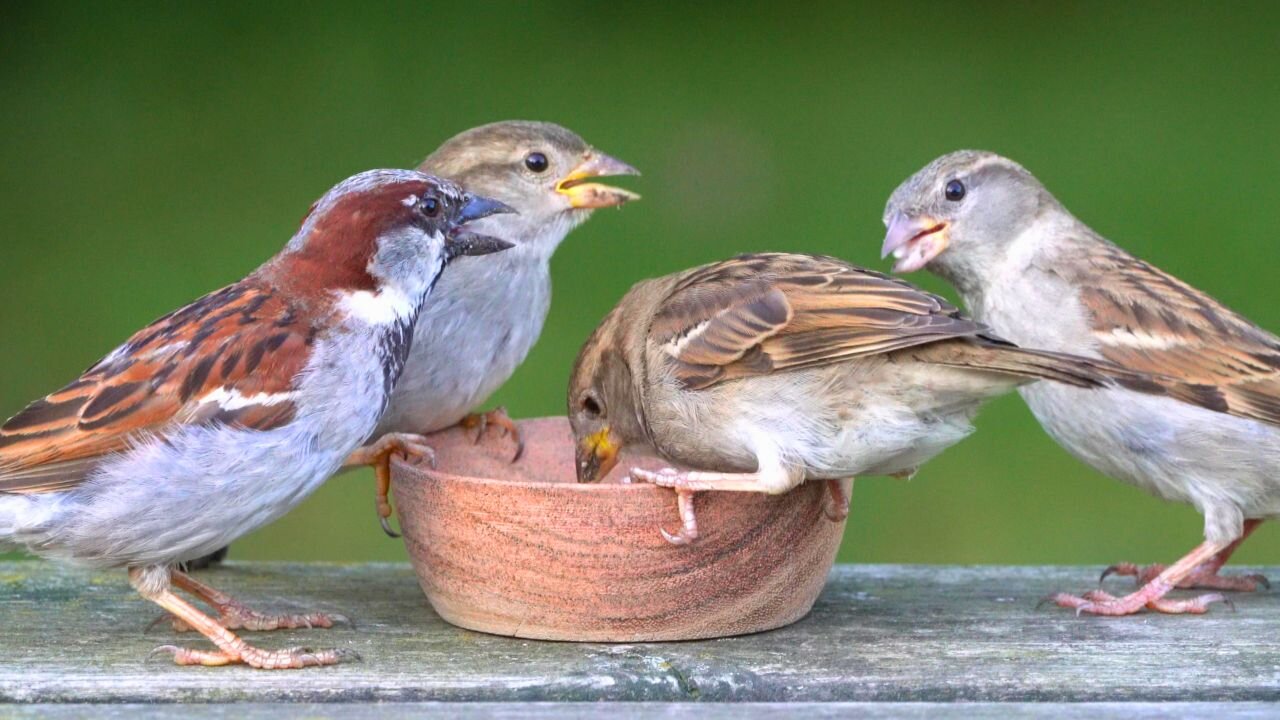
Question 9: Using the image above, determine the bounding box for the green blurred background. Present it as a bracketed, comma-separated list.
[3, 1, 1279, 567]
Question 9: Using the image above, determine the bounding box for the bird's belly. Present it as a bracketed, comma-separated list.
[1020, 383, 1280, 534]
[18, 423, 350, 568]
[375, 275, 547, 437]
[817, 404, 977, 479]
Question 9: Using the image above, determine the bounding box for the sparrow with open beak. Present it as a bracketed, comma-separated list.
[359, 121, 640, 535]
[0, 170, 512, 667]
[884, 150, 1280, 615]
[568, 253, 1204, 544]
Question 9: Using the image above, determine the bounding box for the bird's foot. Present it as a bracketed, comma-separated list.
[1040, 587, 1230, 616]
[1101, 562, 1270, 592]
[459, 407, 524, 462]
[824, 479, 850, 522]
[347, 432, 436, 538]
[151, 644, 359, 669]
[660, 488, 699, 545]
[628, 468, 700, 545]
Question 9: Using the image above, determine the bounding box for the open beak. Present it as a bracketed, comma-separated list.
[575, 427, 620, 483]
[446, 194, 517, 260]
[556, 152, 641, 209]
[881, 213, 950, 273]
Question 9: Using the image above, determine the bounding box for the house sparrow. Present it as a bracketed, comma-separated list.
[0, 169, 513, 667]
[363, 120, 639, 535]
[883, 150, 1280, 616]
[567, 253, 1199, 545]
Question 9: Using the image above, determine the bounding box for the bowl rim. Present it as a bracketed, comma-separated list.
[390, 415, 665, 493]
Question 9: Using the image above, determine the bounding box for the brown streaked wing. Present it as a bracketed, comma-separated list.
[1065, 243, 1280, 427]
[651, 253, 999, 390]
[0, 281, 315, 494]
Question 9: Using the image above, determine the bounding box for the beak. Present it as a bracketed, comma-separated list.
[881, 213, 950, 273]
[445, 194, 517, 260]
[575, 427, 620, 483]
[556, 151, 641, 209]
[458, 193, 516, 224]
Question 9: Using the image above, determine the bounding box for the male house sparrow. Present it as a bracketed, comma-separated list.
[0, 169, 512, 667]
[361, 121, 639, 534]
[883, 150, 1280, 615]
[568, 253, 1197, 545]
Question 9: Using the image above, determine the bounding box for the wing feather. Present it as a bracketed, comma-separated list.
[653, 253, 1002, 390]
[1061, 243, 1280, 427]
[0, 282, 315, 493]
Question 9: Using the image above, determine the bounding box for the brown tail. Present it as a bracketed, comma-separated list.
[921, 341, 1228, 411]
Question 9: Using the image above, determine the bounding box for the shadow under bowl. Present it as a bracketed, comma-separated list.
[391, 416, 847, 642]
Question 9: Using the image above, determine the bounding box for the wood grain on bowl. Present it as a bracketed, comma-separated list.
[391, 417, 848, 642]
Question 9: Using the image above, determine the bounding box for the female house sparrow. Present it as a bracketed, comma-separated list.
[364, 121, 639, 534]
[883, 150, 1280, 616]
[568, 253, 1196, 545]
[0, 169, 512, 667]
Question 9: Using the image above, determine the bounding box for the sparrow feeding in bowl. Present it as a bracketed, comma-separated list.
[885, 150, 1280, 615]
[0, 169, 512, 668]
[568, 253, 1210, 545]
[360, 121, 640, 535]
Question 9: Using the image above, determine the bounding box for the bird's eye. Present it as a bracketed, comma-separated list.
[581, 394, 603, 417]
[421, 196, 440, 217]
[944, 180, 966, 202]
[525, 152, 549, 173]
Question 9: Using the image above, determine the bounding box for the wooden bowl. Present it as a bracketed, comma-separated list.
[391, 416, 847, 642]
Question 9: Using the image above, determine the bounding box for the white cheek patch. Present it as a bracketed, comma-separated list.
[336, 286, 417, 326]
[199, 387, 298, 410]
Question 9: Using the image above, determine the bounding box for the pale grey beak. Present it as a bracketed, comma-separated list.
[881, 213, 949, 273]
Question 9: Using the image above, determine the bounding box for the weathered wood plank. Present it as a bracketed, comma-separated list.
[9, 703, 1280, 719]
[0, 562, 1277, 704]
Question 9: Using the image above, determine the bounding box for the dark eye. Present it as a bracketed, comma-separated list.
[421, 196, 441, 217]
[581, 394, 602, 417]
[525, 152, 549, 173]
[944, 180, 966, 202]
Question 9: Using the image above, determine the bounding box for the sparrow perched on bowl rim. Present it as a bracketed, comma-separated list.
[883, 150, 1280, 615]
[0, 169, 513, 667]
[568, 252, 1202, 545]
[359, 120, 639, 536]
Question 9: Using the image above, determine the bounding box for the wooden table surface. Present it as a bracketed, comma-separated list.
[2, 562, 1277, 716]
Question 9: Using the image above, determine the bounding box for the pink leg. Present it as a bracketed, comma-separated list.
[1101, 520, 1268, 592]
[629, 464, 801, 546]
[1046, 538, 1234, 616]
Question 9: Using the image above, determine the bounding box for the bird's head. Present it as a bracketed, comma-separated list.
[567, 303, 650, 484]
[274, 170, 514, 312]
[882, 151, 1049, 283]
[421, 120, 639, 247]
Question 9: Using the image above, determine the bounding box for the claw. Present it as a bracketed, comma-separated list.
[379, 516, 401, 539]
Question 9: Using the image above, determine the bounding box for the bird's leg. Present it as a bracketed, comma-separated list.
[344, 432, 436, 538]
[164, 571, 348, 633]
[132, 568, 356, 669]
[1101, 519, 1268, 592]
[458, 406, 524, 462]
[1045, 538, 1235, 616]
[629, 454, 802, 545]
